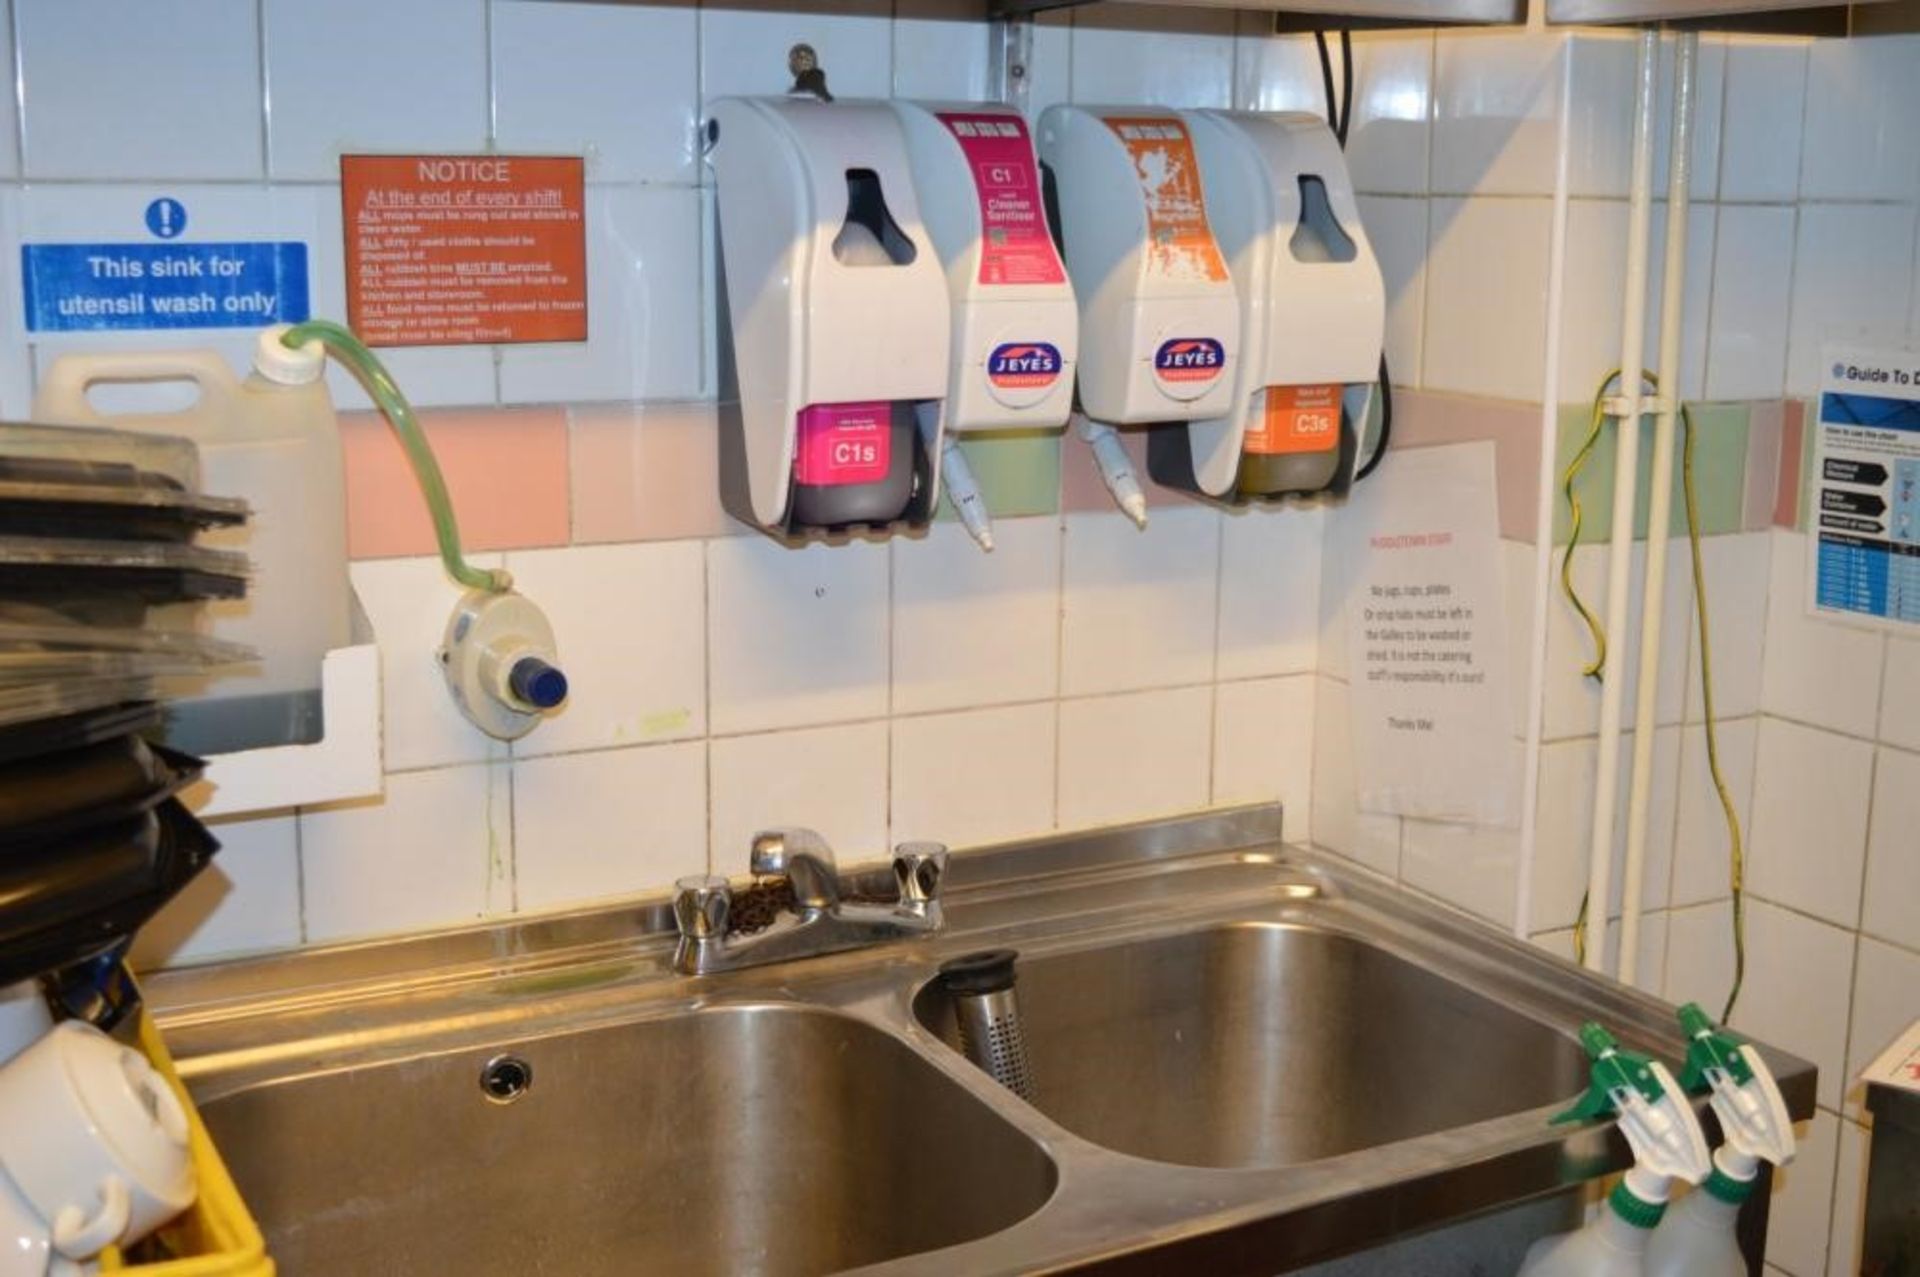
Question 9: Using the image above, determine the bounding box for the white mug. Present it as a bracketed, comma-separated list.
[0, 982, 52, 1068]
[0, 1022, 195, 1266]
[0, 1167, 53, 1277]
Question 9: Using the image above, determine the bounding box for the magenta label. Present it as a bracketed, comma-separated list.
[794, 401, 891, 487]
[937, 112, 1067, 288]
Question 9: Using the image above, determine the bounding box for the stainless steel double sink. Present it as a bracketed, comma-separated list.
[143, 806, 1815, 1275]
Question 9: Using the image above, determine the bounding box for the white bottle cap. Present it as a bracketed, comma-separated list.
[253, 323, 325, 386]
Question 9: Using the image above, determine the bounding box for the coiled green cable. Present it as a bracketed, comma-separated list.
[279, 319, 509, 594]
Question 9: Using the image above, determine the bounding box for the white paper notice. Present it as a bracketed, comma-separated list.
[1334, 442, 1513, 824]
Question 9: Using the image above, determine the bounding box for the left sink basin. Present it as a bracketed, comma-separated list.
[198, 1003, 1058, 1276]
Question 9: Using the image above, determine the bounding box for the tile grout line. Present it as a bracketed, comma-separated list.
[1205, 511, 1226, 805]
[1051, 514, 1069, 830]
[701, 536, 716, 874]
[254, 0, 270, 180]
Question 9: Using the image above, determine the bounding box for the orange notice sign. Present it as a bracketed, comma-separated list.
[1102, 117, 1229, 285]
[342, 155, 586, 347]
[1245, 384, 1342, 455]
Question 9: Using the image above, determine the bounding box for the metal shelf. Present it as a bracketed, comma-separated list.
[989, 0, 1518, 21]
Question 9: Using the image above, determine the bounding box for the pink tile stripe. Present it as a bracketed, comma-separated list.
[1774, 399, 1805, 529]
[341, 406, 570, 560]
[1058, 425, 1210, 514]
[1387, 389, 1545, 543]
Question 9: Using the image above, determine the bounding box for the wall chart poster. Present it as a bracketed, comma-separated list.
[1812, 346, 1920, 630]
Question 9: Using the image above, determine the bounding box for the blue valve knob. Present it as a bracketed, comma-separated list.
[508, 656, 568, 710]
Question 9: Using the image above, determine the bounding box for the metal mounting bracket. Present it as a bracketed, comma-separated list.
[989, 13, 1035, 115]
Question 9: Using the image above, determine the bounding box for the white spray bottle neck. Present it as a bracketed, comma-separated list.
[1674, 1004, 1795, 1203]
[1611, 1057, 1714, 1203]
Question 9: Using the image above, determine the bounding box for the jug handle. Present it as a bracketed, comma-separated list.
[33, 350, 244, 427]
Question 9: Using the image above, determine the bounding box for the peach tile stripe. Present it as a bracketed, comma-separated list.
[341, 406, 571, 560]
[1774, 399, 1805, 530]
[569, 403, 733, 543]
[1744, 399, 1785, 533]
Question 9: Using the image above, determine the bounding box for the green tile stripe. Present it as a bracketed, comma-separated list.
[933, 428, 1065, 522]
[1550, 401, 1750, 546]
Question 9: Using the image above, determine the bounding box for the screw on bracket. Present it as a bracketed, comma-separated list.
[789, 43, 834, 102]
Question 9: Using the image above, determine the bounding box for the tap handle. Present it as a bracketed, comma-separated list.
[673, 875, 731, 940]
[893, 841, 949, 906]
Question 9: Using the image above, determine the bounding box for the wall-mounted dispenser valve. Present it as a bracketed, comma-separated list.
[439, 590, 569, 741]
[892, 100, 1080, 552]
[1151, 111, 1385, 504]
[709, 96, 951, 540]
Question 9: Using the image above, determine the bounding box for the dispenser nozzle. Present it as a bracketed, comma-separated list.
[1077, 414, 1148, 529]
[918, 402, 995, 552]
[1675, 1002, 1795, 1172]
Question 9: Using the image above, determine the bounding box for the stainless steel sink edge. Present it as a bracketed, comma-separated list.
[147, 804, 1816, 1276]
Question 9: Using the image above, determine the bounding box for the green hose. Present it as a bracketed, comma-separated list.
[280, 319, 509, 594]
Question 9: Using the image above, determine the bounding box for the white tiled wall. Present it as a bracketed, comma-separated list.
[145, 509, 1323, 962]
[11, 7, 1909, 1271]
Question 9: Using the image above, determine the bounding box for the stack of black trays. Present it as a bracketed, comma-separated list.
[0, 423, 252, 1023]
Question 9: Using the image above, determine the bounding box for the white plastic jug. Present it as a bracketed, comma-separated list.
[1644, 1186, 1748, 1277]
[1518, 1201, 1657, 1277]
[32, 332, 350, 754]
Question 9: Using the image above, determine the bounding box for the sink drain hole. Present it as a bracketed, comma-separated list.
[480, 1054, 533, 1104]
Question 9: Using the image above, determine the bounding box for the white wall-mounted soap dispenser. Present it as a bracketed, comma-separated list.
[709, 97, 952, 540]
[1150, 111, 1385, 504]
[892, 102, 1078, 551]
[892, 103, 1078, 433]
[1036, 107, 1240, 427]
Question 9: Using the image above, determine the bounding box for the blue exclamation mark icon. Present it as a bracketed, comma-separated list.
[144, 197, 186, 239]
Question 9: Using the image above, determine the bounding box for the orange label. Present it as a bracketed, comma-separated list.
[1245, 384, 1342, 455]
[342, 155, 587, 347]
[1103, 117, 1228, 284]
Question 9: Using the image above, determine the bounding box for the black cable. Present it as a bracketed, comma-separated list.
[1355, 354, 1392, 481]
[1313, 31, 1339, 137]
[1338, 30, 1355, 147]
[1313, 27, 1392, 480]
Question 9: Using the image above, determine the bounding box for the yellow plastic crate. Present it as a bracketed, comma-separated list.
[96, 1011, 273, 1276]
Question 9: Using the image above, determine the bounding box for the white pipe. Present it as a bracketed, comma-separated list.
[1584, 28, 1659, 976]
[1619, 33, 1698, 986]
[1515, 44, 1578, 942]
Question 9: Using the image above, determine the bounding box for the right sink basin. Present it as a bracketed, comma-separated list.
[916, 921, 1590, 1170]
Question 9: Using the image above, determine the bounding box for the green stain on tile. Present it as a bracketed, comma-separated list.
[934, 428, 1064, 521]
[1551, 401, 1751, 545]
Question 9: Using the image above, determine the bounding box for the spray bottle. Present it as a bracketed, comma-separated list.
[1644, 1004, 1795, 1277]
[1518, 1023, 1712, 1277]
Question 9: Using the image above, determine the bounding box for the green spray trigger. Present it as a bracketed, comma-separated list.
[1552, 1022, 1669, 1124]
[1676, 1002, 1755, 1092]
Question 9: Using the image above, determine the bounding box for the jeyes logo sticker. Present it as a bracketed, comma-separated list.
[1154, 338, 1225, 384]
[987, 341, 1063, 390]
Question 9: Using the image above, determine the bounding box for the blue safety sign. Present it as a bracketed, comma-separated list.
[144, 198, 187, 239]
[20, 241, 310, 333]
